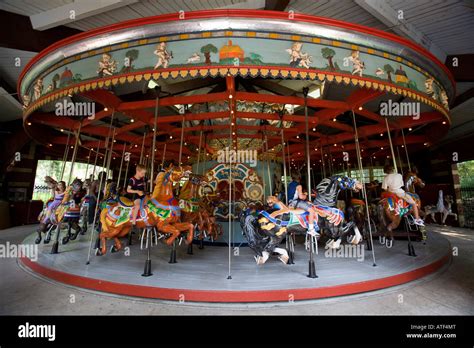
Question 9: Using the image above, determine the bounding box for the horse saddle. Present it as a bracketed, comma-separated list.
[350, 198, 365, 207]
[117, 196, 134, 207]
[381, 192, 411, 214]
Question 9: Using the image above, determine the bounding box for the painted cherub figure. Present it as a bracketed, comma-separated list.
[33, 78, 43, 101]
[97, 53, 117, 77]
[347, 50, 365, 77]
[286, 42, 312, 69]
[154, 42, 173, 69]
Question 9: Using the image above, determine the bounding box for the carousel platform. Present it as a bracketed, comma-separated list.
[19, 229, 451, 303]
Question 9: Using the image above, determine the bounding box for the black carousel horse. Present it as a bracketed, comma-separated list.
[240, 175, 363, 264]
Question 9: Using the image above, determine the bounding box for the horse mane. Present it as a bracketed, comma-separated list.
[179, 179, 192, 200]
[152, 171, 167, 199]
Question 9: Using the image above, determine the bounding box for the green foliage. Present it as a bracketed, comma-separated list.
[383, 64, 394, 73]
[200, 44, 218, 53]
[458, 160, 474, 187]
[125, 49, 139, 60]
[321, 47, 335, 58]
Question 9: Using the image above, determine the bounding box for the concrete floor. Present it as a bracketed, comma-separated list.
[0, 224, 473, 315]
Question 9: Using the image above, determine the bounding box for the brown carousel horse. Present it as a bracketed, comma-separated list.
[178, 174, 222, 243]
[97, 165, 194, 255]
[377, 171, 426, 248]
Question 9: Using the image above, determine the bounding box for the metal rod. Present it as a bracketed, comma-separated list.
[161, 143, 167, 170]
[106, 128, 116, 181]
[84, 147, 92, 180]
[196, 128, 203, 174]
[67, 121, 83, 184]
[91, 141, 101, 181]
[227, 115, 232, 280]
[280, 126, 288, 206]
[351, 110, 377, 266]
[139, 132, 146, 164]
[320, 143, 326, 178]
[304, 92, 311, 198]
[384, 118, 398, 172]
[178, 114, 185, 165]
[123, 146, 131, 189]
[396, 145, 404, 176]
[86, 110, 115, 264]
[287, 136, 292, 179]
[151, 92, 160, 194]
[116, 143, 126, 188]
[264, 133, 272, 196]
[401, 128, 412, 172]
[59, 129, 71, 181]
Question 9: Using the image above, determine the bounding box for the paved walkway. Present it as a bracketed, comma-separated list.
[0, 224, 472, 315]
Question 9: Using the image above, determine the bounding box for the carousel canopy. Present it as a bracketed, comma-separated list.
[18, 10, 454, 166]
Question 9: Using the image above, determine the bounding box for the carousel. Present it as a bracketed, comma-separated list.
[18, 10, 453, 302]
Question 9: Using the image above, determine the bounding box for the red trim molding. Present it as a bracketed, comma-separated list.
[20, 251, 450, 303]
[17, 10, 455, 98]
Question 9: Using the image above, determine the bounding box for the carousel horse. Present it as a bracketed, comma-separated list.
[36, 176, 65, 244]
[148, 166, 195, 245]
[239, 195, 318, 265]
[178, 174, 222, 242]
[312, 175, 364, 249]
[36, 177, 85, 245]
[80, 178, 91, 231]
[424, 190, 458, 225]
[58, 178, 86, 244]
[377, 172, 426, 247]
[240, 176, 363, 265]
[96, 165, 194, 256]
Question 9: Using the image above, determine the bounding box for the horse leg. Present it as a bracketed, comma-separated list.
[111, 236, 122, 253]
[35, 223, 46, 244]
[70, 220, 81, 240]
[62, 222, 72, 245]
[274, 247, 289, 264]
[162, 224, 180, 246]
[96, 232, 107, 256]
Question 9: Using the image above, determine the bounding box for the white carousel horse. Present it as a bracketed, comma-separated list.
[424, 190, 458, 225]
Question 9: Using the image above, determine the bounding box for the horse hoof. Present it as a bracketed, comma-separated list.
[35, 235, 42, 244]
[256, 256, 265, 265]
[278, 255, 289, 264]
[110, 245, 118, 253]
[62, 237, 69, 245]
[325, 239, 334, 248]
[95, 249, 103, 256]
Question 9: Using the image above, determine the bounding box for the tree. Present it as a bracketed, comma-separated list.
[249, 52, 263, 63]
[52, 73, 60, 90]
[200, 44, 218, 64]
[124, 49, 139, 72]
[321, 47, 336, 71]
[384, 64, 394, 82]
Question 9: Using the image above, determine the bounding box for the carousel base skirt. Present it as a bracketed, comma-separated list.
[20, 230, 450, 303]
